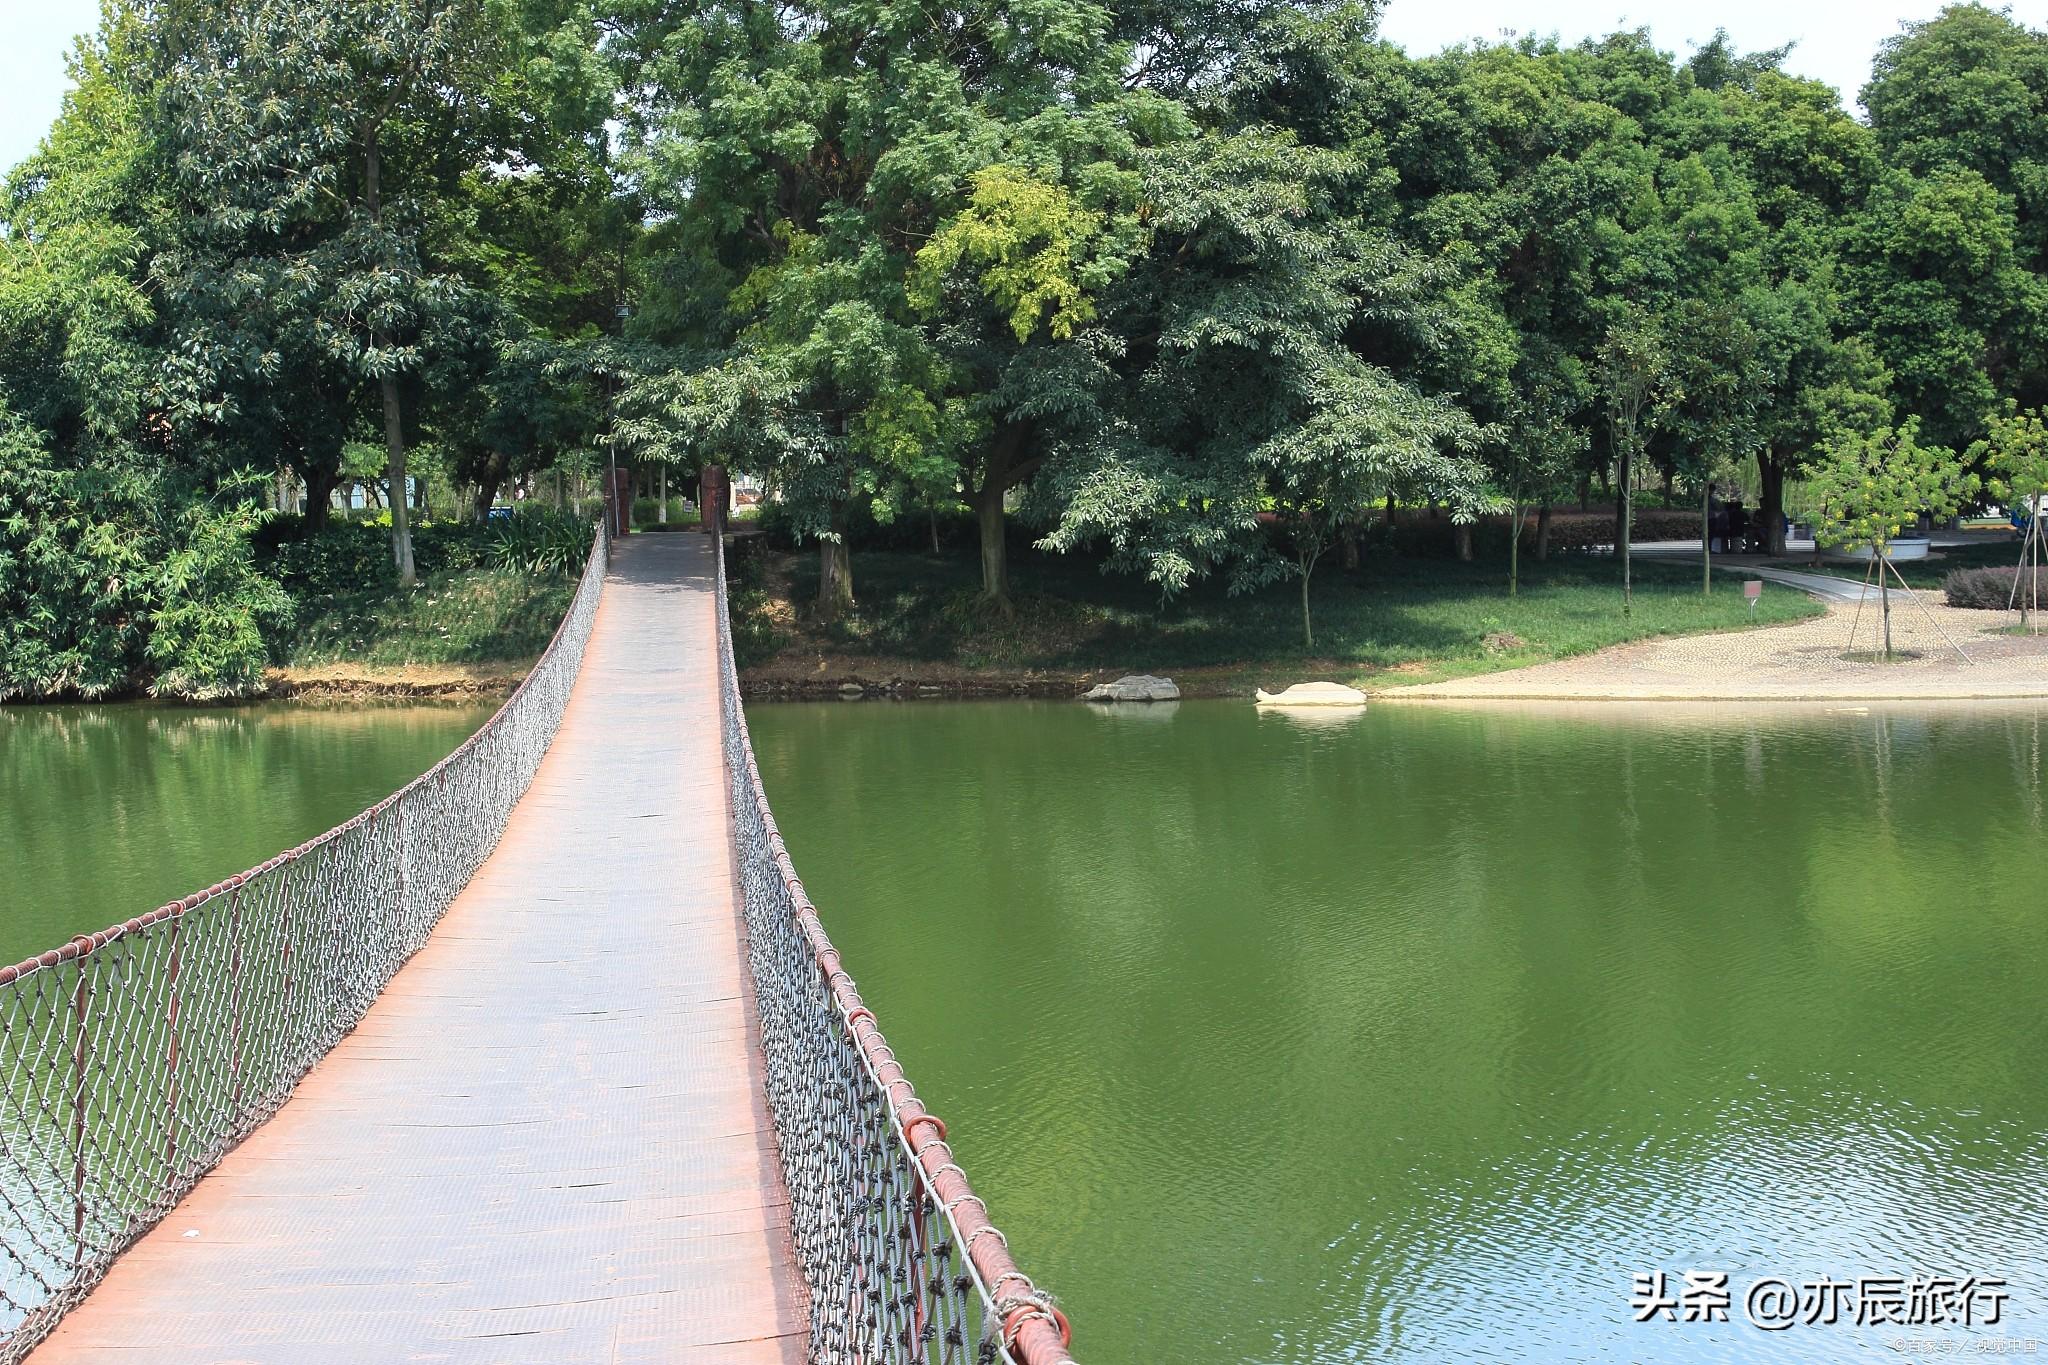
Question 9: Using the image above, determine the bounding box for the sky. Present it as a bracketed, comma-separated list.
[3, 1, 2048, 183]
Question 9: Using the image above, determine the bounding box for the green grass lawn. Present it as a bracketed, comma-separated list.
[740, 543, 1823, 688]
[1768, 537, 2025, 589]
[283, 567, 576, 668]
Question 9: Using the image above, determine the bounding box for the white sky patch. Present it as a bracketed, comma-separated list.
[0, 0, 100, 183]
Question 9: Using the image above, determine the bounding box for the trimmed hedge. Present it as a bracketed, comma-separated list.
[1541, 509, 1702, 552]
[1383, 508, 1703, 558]
[1945, 564, 2048, 609]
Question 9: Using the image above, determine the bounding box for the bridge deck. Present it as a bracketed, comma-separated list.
[30, 534, 803, 1364]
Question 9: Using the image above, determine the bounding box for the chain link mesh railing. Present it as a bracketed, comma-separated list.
[714, 537, 1078, 1365]
[0, 526, 610, 1362]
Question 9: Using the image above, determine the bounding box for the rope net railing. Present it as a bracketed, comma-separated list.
[714, 537, 1078, 1365]
[0, 526, 610, 1363]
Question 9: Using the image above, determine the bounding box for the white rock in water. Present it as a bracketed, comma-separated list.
[1254, 681, 1367, 707]
[1083, 674, 1180, 702]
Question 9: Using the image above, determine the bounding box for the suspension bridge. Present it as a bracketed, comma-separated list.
[0, 533, 1073, 1365]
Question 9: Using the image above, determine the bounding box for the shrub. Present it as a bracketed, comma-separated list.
[0, 413, 289, 702]
[1945, 564, 2048, 609]
[0, 426, 157, 700]
[489, 506, 596, 575]
[148, 493, 294, 700]
[1368, 508, 1700, 559]
[263, 522, 394, 597]
[413, 520, 492, 573]
[262, 518, 495, 597]
[1539, 509, 1701, 552]
[632, 496, 698, 528]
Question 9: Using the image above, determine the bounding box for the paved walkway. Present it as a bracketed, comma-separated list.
[1386, 594, 2048, 702]
[30, 535, 803, 1365]
[1634, 543, 1900, 603]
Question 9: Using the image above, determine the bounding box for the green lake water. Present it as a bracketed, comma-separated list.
[0, 701, 494, 966]
[747, 698, 2048, 1363]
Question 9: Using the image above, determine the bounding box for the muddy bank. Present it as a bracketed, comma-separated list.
[264, 663, 528, 700]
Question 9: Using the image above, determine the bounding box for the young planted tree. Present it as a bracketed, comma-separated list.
[1665, 299, 1766, 593]
[1808, 419, 1977, 658]
[1597, 308, 1673, 615]
[1256, 362, 1481, 648]
[1973, 403, 2048, 629]
[1489, 362, 1587, 598]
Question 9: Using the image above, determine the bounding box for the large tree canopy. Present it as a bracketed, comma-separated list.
[7, 0, 2048, 693]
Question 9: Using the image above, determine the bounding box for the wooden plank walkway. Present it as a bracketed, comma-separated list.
[29, 534, 804, 1365]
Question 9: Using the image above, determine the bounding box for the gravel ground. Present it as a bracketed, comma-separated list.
[1382, 597, 2048, 701]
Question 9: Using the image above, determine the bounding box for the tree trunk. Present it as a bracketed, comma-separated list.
[1701, 481, 1712, 595]
[1454, 522, 1473, 562]
[1536, 504, 1552, 560]
[1341, 525, 1359, 571]
[976, 423, 1030, 615]
[658, 467, 668, 524]
[1758, 449, 1787, 555]
[1613, 447, 1629, 552]
[1509, 501, 1522, 597]
[976, 484, 1010, 615]
[1618, 439, 1634, 614]
[382, 376, 415, 584]
[816, 507, 853, 622]
[1578, 477, 1591, 512]
[363, 128, 414, 586]
[1384, 492, 1397, 527]
[928, 504, 941, 555]
[1299, 554, 1316, 650]
[300, 463, 338, 528]
[472, 470, 503, 523]
[1880, 561, 1893, 658]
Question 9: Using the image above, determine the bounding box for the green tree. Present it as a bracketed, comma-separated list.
[1865, 4, 2048, 271]
[1972, 402, 2048, 625]
[1597, 306, 1673, 614]
[1258, 366, 1481, 647]
[910, 152, 1153, 613]
[147, 478, 294, 699]
[156, 0, 507, 583]
[1808, 420, 1977, 657]
[1845, 167, 2031, 450]
[617, 0, 1164, 618]
[1487, 353, 1587, 595]
[1702, 66, 1887, 551]
[0, 0, 161, 466]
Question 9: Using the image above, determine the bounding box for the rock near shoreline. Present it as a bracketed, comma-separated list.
[1083, 674, 1182, 702]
